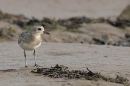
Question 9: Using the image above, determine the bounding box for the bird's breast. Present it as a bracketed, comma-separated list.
[19, 35, 42, 50]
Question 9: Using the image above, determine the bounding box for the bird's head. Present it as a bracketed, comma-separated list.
[31, 26, 50, 35]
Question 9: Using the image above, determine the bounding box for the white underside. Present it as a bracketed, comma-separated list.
[19, 42, 41, 50]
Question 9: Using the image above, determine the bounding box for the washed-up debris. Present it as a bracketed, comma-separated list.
[0, 5, 130, 29]
[31, 64, 129, 85]
[0, 7, 130, 46]
[108, 5, 130, 28]
[93, 38, 105, 45]
[0, 69, 16, 72]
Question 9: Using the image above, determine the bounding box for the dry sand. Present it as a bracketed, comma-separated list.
[0, 0, 130, 19]
[0, 42, 130, 86]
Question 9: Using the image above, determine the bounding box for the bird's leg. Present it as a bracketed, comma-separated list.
[33, 50, 38, 67]
[24, 50, 28, 68]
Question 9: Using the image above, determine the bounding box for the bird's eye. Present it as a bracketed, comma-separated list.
[38, 28, 41, 30]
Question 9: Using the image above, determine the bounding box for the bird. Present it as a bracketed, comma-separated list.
[18, 26, 50, 67]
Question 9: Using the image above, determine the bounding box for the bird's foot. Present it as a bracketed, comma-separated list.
[34, 64, 42, 67]
[25, 65, 28, 68]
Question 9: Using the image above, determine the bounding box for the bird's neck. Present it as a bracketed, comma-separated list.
[30, 31, 41, 37]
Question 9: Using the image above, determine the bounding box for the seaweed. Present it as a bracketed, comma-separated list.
[31, 64, 129, 85]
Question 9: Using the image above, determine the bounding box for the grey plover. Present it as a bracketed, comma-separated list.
[18, 26, 50, 67]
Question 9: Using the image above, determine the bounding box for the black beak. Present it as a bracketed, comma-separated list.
[44, 31, 50, 35]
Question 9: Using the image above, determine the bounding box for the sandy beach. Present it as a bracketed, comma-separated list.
[0, 42, 130, 86]
[0, 0, 129, 19]
[0, 0, 130, 86]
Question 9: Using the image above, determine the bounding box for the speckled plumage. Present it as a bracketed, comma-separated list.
[18, 26, 46, 67]
[18, 26, 44, 50]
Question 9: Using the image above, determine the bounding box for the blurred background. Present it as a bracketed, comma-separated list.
[0, 0, 130, 46]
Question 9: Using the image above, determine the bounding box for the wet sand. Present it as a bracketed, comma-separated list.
[0, 42, 130, 86]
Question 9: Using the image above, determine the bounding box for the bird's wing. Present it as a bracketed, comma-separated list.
[18, 30, 29, 44]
